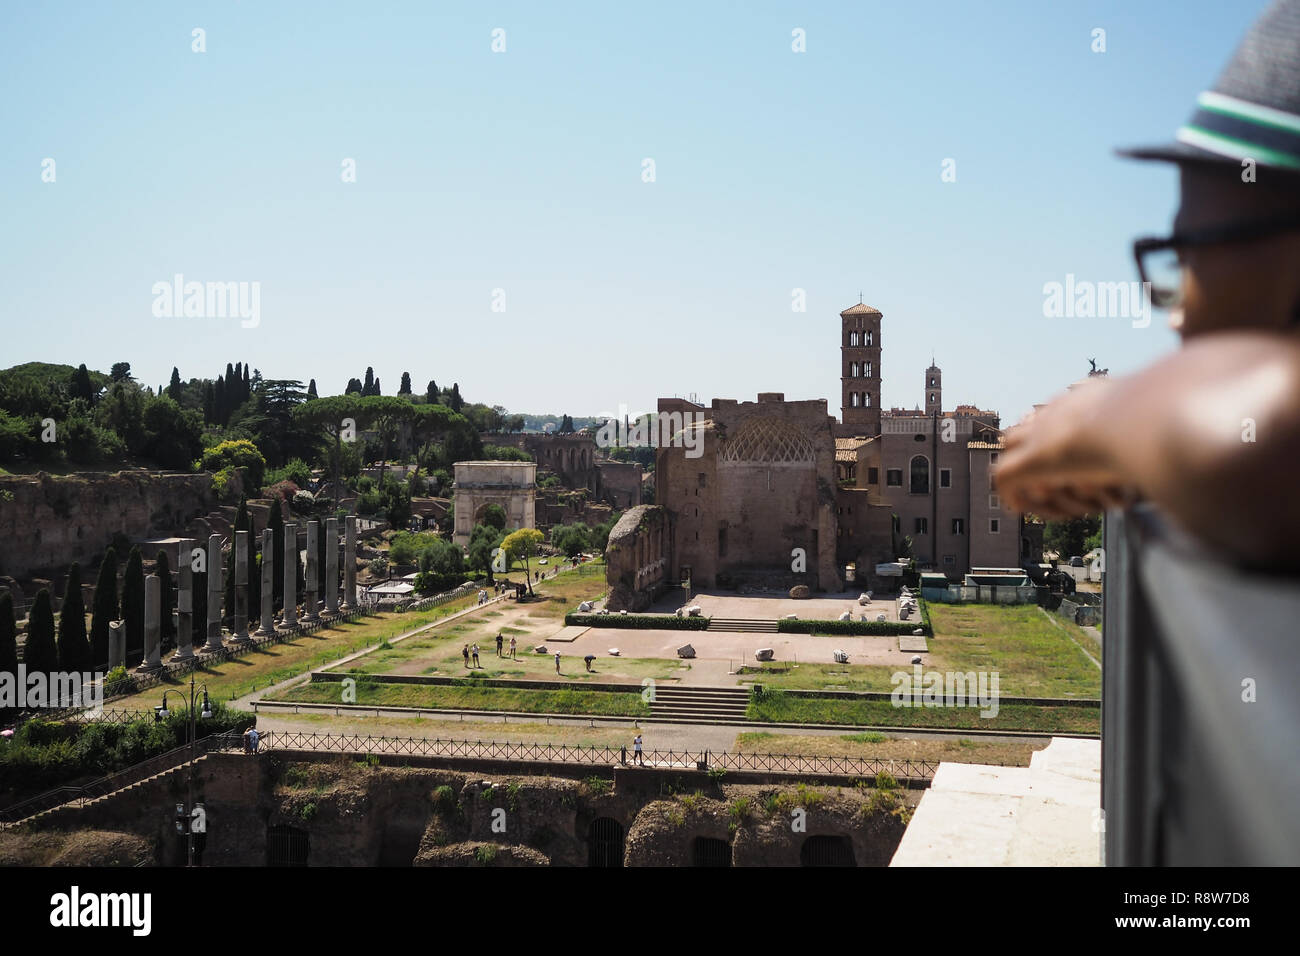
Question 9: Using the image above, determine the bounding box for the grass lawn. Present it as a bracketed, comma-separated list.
[260, 712, 638, 748]
[107, 594, 482, 711]
[344, 649, 685, 684]
[747, 690, 1099, 734]
[926, 604, 1101, 698]
[739, 662, 901, 693]
[328, 559, 611, 678]
[271, 678, 650, 718]
[734, 731, 1040, 767]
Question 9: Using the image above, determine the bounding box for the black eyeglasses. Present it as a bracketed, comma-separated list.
[1133, 214, 1300, 310]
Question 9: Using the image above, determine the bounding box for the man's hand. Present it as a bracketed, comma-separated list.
[999, 377, 1139, 518]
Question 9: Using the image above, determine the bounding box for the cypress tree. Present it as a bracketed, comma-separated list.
[449, 383, 463, 412]
[90, 548, 118, 670]
[399, 372, 412, 395]
[57, 563, 92, 673]
[215, 375, 227, 426]
[243, 363, 251, 401]
[426, 380, 438, 405]
[71, 363, 96, 404]
[24, 589, 59, 678]
[307, 379, 318, 400]
[167, 367, 183, 401]
[0, 592, 17, 719]
[363, 367, 375, 396]
[268, 501, 285, 609]
[373, 376, 381, 395]
[121, 547, 144, 667]
[156, 550, 176, 652]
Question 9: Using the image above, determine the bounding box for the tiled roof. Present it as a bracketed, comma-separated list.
[840, 303, 882, 315]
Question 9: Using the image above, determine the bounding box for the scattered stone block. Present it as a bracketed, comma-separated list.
[755, 648, 775, 662]
[677, 644, 696, 659]
[789, 585, 810, 599]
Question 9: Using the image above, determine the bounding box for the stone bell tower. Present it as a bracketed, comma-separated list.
[839, 301, 882, 437]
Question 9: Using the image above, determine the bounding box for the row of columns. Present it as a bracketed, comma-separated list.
[119, 515, 358, 673]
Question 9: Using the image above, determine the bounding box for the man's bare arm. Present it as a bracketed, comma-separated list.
[998, 332, 1300, 569]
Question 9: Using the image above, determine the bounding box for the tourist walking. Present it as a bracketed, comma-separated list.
[509, 636, 517, 659]
[554, 651, 561, 674]
[462, 644, 470, 668]
[632, 733, 643, 765]
[472, 644, 480, 667]
[496, 632, 504, 657]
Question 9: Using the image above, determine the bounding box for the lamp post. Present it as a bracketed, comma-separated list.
[156, 673, 212, 867]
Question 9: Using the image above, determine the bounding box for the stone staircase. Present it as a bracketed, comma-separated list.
[5, 754, 212, 829]
[648, 686, 752, 725]
[706, 617, 779, 633]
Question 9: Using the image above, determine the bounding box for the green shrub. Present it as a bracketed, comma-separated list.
[565, 613, 709, 630]
[777, 615, 931, 637]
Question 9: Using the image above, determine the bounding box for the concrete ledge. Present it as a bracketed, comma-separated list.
[889, 736, 1100, 867]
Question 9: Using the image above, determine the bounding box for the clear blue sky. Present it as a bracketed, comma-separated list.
[0, 0, 1272, 425]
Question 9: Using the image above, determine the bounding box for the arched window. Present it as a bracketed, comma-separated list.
[910, 455, 930, 494]
[849, 331, 859, 347]
[850, 392, 860, 407]
[929, 376, 936, 387]
[850, 362, 859, 377]
[864, 393, 871, 407]
[865, 362, 872, 378]
[866, 331, 874, 346]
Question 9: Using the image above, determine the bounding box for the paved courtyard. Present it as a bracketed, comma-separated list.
[645, 588, 909, 623]
[557, 627, 911, 671]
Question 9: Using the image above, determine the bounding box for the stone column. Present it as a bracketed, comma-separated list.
[341, 515, 357, 610]
[303, 520, 321, 622]
[108, 620, 125, 670]
[138, 573, 162, 671]
[280, 522, 298, 630]
[233, 529, 250, 641]
[324, 517, 339, 614]
[205, 534, 224, 651]
[174, 537, 194, 661]
[255, 528, 275, 636]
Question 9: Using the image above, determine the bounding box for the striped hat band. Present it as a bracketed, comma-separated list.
[1178, 92, 1300, 170]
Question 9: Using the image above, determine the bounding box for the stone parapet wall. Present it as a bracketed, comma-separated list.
[0, 470, 213, 580]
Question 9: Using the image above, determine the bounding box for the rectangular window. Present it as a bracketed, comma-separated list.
[915, 517, 928, 535]
[991, 451, 1000, 464]
[886, 469, 902, 487]
[990, 518, 1000, 534]
[868, 467, 879, 484]
[698, 472, 706, 487]
[718, 527, 727, 557]
[891, 514, 901, 534]
[940, 468, 951, 489]
[943, 554, 955, 566]
[952, 518, 965, 535]
[989, 494, 1000, 510]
